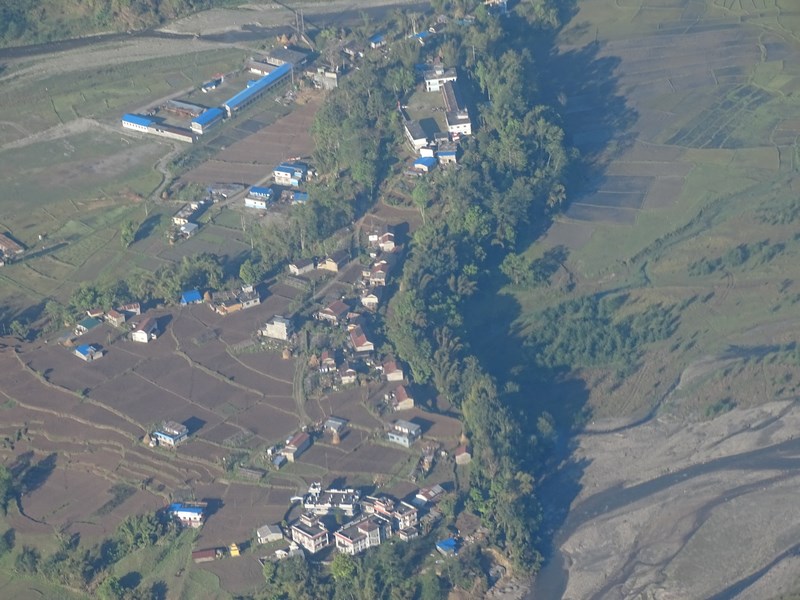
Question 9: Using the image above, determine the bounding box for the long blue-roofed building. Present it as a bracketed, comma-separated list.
[122, 114, 154, 132]
[223, 63, 292, 117]
[191, 107, 224, 135]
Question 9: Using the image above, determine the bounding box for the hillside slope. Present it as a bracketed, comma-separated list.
[0, 0, 226, 47]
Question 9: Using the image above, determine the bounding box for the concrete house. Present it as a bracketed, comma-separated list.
[120, 302, 141, 316]
[290, 513, 330, 554]
[424, 65, 457, 92]
[168, 502, 205, 529]
[334, 515, 390, 555]
[274, 162, 308, 187]
[388, 420, 422, 447]
[131, 316, 159, 343]
[283, 431, 312, 462]
[403, 119, 428, 151]
[442, 81, 472, 137]
[339, 362, 357, 385]
[454, 445, 472, 465]
[414, 156, 437, 173]
[324, 417, 348, 435]
[153, 421, 189, 447]
[378, 232, 395, 253]
[180, 289, 203, 305]
[262, 315, 293, 341]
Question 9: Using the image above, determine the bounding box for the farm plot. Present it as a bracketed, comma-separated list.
[182, 96, 320, 186]
[227, 403, 302, 443]
[330, 442, 410, 477]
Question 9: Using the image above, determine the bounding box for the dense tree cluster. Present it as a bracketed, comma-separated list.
[0, 0, 228, 47]
[260, 539, 486, 600]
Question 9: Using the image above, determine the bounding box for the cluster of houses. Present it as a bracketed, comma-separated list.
[258, 481, 449, 558]
[179, 285, 262, 317]
[171, 199, 209, 240]
[404, 64, 472, 175]
[244, 161, 311, 212]
[71, 302, 159, 361]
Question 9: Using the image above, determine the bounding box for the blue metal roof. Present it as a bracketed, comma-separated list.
[192, 107, 224, 127]
[436, 538, 457, 551]
[250, 186, 273, 198]
[274, 165, 294, 175]
[75, 344, 93, 356]
[122, 113, 153, 127]
[414, 31, 431, 39]
[169, 503, 203, 514]
[181, 289, 202, 304]
[369, 34, 385, 44]
[438, 150, 457, 156]
[414, 156, 437, 168]
[292, 192, 309, 203]
[224, 63, 292, 111]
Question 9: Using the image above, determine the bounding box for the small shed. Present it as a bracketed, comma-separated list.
[257, 524, 284, 545]
[413, 156, 437, 172]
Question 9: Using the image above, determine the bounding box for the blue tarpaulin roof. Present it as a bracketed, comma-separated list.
[224, 63, 292, 111]
[181, 289, 202, 304]
[122, 113, 153, 127]
[192, 107, 224, 127]
[249, 186, 273, 198]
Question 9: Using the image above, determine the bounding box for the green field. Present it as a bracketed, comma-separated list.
[481, 0, 800, 420]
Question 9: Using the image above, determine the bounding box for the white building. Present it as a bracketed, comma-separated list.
[262, 316, 293, 341]
[424, 66, 457, 92]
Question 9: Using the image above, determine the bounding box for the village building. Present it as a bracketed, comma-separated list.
[360, 495, 419, 531]
[274, 542, 304, 560]
[75, 317, 101, 336]
[436, 537, 458, 556]
[366, 260, 390, 287]
[274, 162, 308, 187]
[105, 309, 126, 328]
[290, 513, 330, 554]
[0, 233, 24, 257]
[437, 141, 459, 165]
[368, 33, 387, 49]
[324, 417, 348, 435]
[152, 421, 189, 447]
[74, 344, 103, 362]
[414, 156, 437, 173]
[424, 65, 458, 92]
[245, 186, 274, 210]
[192, 548, 220, 563]
[339, 362, 357, 385]
[86, 308, 105, 319]
[288, 258, 315, 275]
[383, 360, 404, 382]
[360, 288, 382, 310]
[378, 232, 396, 253]
[319, 350, 337, 373]
[180, 289, 203, 305]
[413, 484, 446, 507]
[316, 299, 350, 324]
[168, 502, 205, 528]
[349, 326, 374, 354]
[257, 524, 284, 545]
[223, 63, 293, 117]
[262, 315, 293, 341]
[388, 420, 422, 448]
[180, 223, 199, 238]
[442, 81, 472, 137]
[403, 119, 428, 151]
[334, 515, 391, 555]
[282, 431, 312, 462]
[209, 286, 260, 315]
[131, 316, 159, 343]
[392, 385, 415, 411]
[190, 107, 224, 135]
[120, 302, 141, 316]
[303, 483, 361, 517]
[318, 249, 349, 272]
[454, 445, 472, 465]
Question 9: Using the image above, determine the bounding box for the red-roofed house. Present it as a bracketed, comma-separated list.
[383, 360, 404, 382]
[393, 385, 414, 411]
[282, 432, 311, 462]
[349, 326, 374, 354]
[317, 299, 350, 324]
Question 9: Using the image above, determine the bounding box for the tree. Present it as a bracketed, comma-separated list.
[9, 319, 28, 341]
[0, 529, 14, 556]
[239, 258, 261, 286]
[0, 465, 13, 514]
[331, 552, 357, 585]
[412, 180, 431, 225]
[120, 220, 136, 248]
[97, 575, 124, 600]
[15, 546, 40, 574]
[500, 253, 530, 286]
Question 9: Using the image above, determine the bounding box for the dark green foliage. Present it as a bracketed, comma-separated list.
[0, 529, 14, 556]
[705, 398, 736, 418]
[96, 483, 136, 516]
[688, 239, 786, 276]
[0, 465, 12, 515]
[527, 296, 679, 371]
[14, 545, 40, 574]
